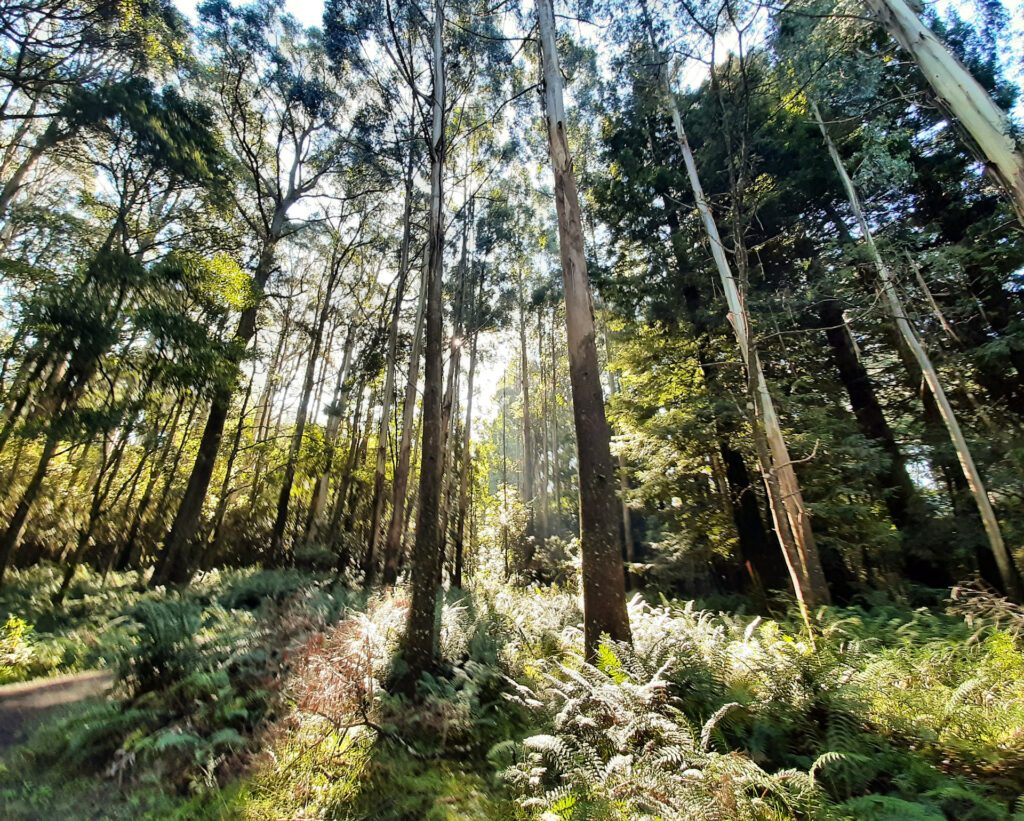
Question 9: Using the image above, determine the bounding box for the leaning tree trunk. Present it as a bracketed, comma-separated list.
[0, 123, 60, 220]
[818, 298, 925, 535]
[649, 46, 829, 609]
[207, 369, 256, 563]
[813, 101, 1022, 599]
[0, 426, 61, 586]
[55, 424, 132, 604]
[152, 243, 275, 587]
[863, 0, 1024, 227]
[537, 0, 632, 657]
[271, 281, 339, 561]
[395, 0, 447, 694]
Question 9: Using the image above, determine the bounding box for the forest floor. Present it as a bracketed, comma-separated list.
[0, 670, 112, 749]
[0, 564, 1022, 819]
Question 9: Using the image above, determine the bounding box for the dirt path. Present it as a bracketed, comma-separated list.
[0, 670, 114, 751]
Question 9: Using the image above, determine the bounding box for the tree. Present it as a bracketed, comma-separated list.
[536, 0, 632, 656]
[152, 4, 358, 585]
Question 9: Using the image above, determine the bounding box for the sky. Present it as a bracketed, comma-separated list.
[175, 0, 325, 28]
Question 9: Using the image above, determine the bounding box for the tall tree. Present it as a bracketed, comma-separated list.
[536, 0, 632, 656]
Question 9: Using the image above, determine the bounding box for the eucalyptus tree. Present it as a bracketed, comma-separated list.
[854, 0, 1024, 227]
[536, 0, 633, 654]
[763, 0, 1023, 594]
[324, 0, 450, 680]
[152, 2, 366, 585]
[0, 80, 227, 585]
[269, 204, 377, 561]
[599, 0, 831, 611]
[326, 0, 511, 686]
[0, 0, 189, 225]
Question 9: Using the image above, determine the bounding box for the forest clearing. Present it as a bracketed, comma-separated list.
[2, 0, 1024, 818]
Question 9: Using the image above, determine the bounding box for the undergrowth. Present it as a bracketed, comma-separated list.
[1, 571, 1023, 819]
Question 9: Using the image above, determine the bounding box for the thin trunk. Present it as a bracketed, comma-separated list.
[382, 253, 429, 586]
[813, 100, 1021, 598]
[0, 428, 60, 585]
[536, 312, 550, 542]
[364, 155, 415, 588]
[207, 369, 256, 562]
[551, 305, 562, 519]
[517, 285, 536, 550]
[452, 328, 478, 589]
[306, 326, 356, 542]
[272, 291, 336, 560]
[152, 243, 274, 586]
[55, 427, 132, 604]
[602, 329, 635, 586]
[538, 0, 632, 656]
[643, 10, 829, 610]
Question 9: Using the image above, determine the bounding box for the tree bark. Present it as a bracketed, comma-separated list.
[517, 281, 537, 552]
[272, 264, 345, 561]
[152, 243, 275, 586]
[645, 22, 829, 610]
[395, 0, 447, 693]
[306, 325, 356, 543]
[364, 148, 415, 587]
[537, 0, 632, 656]
[452, 325, 478, 589]
[382, 250, 429, 586]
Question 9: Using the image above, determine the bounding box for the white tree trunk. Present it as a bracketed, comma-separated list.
[654, 53, 829, 609]
[863, 0, 1024, 226]
[812, 100, 1022, 599]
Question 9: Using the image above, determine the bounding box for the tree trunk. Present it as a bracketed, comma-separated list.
[207, 369, 256, 563]
[602, 328, 635, 586]
[863, 0, 1024, 227]
[382, 250, 430, 586]
[648, 31, 829, 609]
[537, 0, 632, 656]
[152, 243, 274, 586]
[819, 299, 924, 528]
[272, 287, 338, 561]
[396, 0, 447, 694]
[364, 151, 415, 588]
[0, 123, 58, 220]
[452, 327, 478, 589]
[517, 284, 537, 552]
[813, 100, 1021, 599]
[0, 427, 60, 585]
[306, 325, 356, 543]
[536, 313, 550, 542]
[55, 426, 131, 604]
